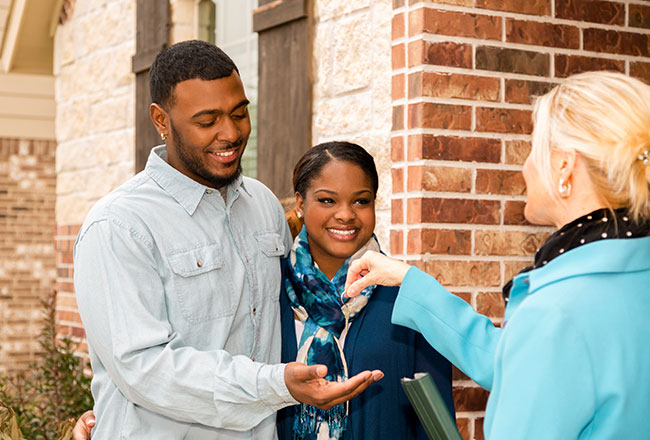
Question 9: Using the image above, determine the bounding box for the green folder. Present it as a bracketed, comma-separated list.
[401, 373, 463, 440]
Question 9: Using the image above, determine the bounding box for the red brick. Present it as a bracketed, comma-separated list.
[476, 46, 549, 76]
[476, 291, 506, 319]
[392, 105, 404, 131]
[392, 199, 404, 224]
[554, 54, 625, 78]
[422, 260, 501, 287]
[630, 62, 650, 85]
[392, 43, 405, 69]
[456, 417, 470, 440]
[583, 28, 650, 57]
[453, 365, 470, 381]
[410, 71, 500, 101]
[504, 200, 530, 225]
[412, 0, 473, 5]
[392, 168, 404, 193]
[408, 134, 501, 163]
[630, 4, 650, 29]
[410, 40, 473, 68]
[475, 418, 485, 440]
[476, 169, 526, 195]
[476, 107, 533, 134]
[454, 385, 491, 412]
[408, 228, 472, 254]
[505, 79, 555, 105]
[394, 0, 404, 8]
[476, 0, 550, 16]
[409, 8, 501, 40]
[409, 197, 500, 224]
[392, 74, 405, 100]
[408, 165, 472, 192]
[408, 102, 472, 130]
[475, 230, 548, 256]
[556, 0, 625, 25]
[390, 229, 404, 255]
[391, 136, 404, 161]
[392, 12, 405, 40]
[505, 260, 536, 281]
[506, 19, 579, 49]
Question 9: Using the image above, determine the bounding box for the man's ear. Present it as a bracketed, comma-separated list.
[150, 103, 169, 137]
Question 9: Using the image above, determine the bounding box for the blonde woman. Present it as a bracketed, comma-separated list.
[344, 71, 650, 439]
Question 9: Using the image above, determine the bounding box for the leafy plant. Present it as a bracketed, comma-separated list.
[0, 290, 92, 439]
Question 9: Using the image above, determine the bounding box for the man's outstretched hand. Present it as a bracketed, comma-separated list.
[72, 410, 95, 440]
[284, 362, 383, 410]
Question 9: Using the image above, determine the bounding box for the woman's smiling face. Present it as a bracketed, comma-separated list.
[296, 159, 376, 279]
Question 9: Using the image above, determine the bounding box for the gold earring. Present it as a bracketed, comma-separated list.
[160, 132, 167, 141]
[558, 178, 571, 198]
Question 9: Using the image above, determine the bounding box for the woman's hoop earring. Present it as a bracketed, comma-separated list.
[558, 178, 572, 198]
[160, 132, 167, 141]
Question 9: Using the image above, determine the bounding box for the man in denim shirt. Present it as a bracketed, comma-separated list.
[73, 40, 381, 439]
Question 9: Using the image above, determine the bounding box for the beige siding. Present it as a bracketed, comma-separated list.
[0, 73, 55, 140]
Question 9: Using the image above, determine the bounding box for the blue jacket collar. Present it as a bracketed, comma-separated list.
[507, 236, 650, 322]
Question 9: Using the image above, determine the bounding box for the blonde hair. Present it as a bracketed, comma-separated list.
[531, 71, 650, 222]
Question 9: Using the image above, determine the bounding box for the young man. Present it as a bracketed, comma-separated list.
[73, 40, 381, 439]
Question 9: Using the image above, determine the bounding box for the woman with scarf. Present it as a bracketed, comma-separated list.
[344, 71, 650, 439]
[276, 141, 454, 440]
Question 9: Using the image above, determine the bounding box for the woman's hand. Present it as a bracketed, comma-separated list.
[72, 410, 95, 440]
[344, 251, 411, 297]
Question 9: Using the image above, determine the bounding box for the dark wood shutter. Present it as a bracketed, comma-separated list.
[132, 0, 170, 173]
[254, 0, 312, 199]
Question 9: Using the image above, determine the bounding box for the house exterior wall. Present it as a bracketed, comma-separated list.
[0, 138, 56, 373]
[391, 0, 650, 438]
[53, 0, 136, 343]
[0, 50, 56, 375]
[311, 0, 394, 249]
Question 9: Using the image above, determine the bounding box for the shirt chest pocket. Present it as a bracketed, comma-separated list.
[254, 231, 285, 300]
[168, 243, 236, 323]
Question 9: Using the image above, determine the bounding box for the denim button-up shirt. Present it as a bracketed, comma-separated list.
[74, 146, 296, 439]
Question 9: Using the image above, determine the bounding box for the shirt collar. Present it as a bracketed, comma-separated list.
[144, 145, 248, 215]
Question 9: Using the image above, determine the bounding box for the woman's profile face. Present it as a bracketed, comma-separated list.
[297, 159, 376, 276]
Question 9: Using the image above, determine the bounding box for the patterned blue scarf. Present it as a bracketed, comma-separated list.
[283, 226, 379, 440]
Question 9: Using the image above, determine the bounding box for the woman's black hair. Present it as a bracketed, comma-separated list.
[292, 141, 379, 197]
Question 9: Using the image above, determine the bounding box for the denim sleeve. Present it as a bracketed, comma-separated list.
[74, 218, 295, 431]
[391, 267, 500, 390]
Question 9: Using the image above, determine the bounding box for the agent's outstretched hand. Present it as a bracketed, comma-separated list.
[284, 362, 383, 410]
[72, 410, 95, 440]
[344, 251, 411, 298]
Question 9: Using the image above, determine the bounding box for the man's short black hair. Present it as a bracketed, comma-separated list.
[149, 40, 239, 109]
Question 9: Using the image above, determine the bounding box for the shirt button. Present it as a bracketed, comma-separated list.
[252, 308, 257, 316]
[197, 260, 203, 267]
[206, 189, 212, 194]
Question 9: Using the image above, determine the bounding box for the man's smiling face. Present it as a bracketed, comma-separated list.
[164, 72, 251, 189]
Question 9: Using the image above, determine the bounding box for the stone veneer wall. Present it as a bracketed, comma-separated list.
[311, 0, 393, 249]
[53, 0, 136, 344]
[391, 0, 650, 438]
[0, 139, 57, 373]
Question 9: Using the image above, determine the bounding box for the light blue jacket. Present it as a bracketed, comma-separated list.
[392, 237, 650, 439]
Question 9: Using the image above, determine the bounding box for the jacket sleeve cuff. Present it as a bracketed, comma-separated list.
[257, 363, 298, 411]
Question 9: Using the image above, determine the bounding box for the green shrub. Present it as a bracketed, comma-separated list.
[0, 290, 92, 439]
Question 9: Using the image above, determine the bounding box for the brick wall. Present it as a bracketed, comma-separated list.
[390, 0, 650, 438]
[0, 138, 57, 373]
[312, 0, 393, 249]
